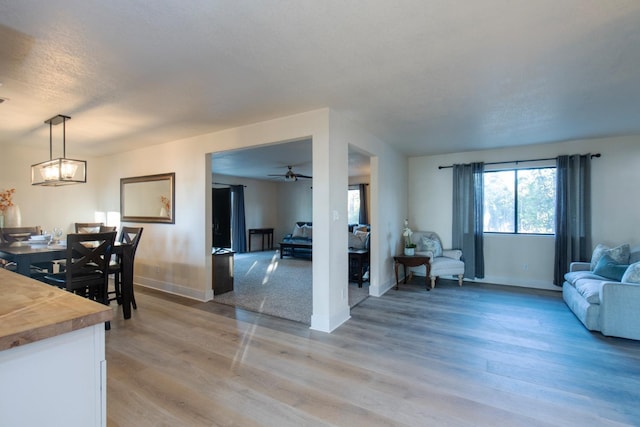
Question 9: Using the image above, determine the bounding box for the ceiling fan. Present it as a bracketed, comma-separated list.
[268, 165, 312, 182]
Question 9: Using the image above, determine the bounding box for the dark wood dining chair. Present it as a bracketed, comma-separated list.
[108, 226, 143, 309]
[0, 226, 49, 277]
[43, 231, 117, 328]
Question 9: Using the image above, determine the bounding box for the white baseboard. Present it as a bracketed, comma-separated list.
[134, 276, 213, 301]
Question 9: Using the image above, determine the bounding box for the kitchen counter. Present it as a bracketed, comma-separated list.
[0, 268, 112, 426]
[0, 268, 112, 351]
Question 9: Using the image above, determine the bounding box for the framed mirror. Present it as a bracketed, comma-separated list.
[120, 173, 175, 223]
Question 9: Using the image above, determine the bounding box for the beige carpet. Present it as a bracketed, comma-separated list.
[212, 250, 369, 324]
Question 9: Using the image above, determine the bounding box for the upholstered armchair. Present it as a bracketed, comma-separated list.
[410, 231, 465, 288]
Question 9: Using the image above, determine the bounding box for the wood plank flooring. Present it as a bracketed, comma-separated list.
[105, 279, 640, 426]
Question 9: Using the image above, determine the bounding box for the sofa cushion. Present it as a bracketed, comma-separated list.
[621, 261, 640, 284]
[564, 270, 605, 285]
[421, 236, 442, 257]
[590, 243, 630, 270]
[593, 254, 628, 282]
[574, 279, 605, 304]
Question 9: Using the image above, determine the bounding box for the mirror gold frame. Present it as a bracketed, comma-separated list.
[120, 173, 175, 224]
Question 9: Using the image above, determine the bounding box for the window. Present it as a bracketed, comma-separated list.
[483, 167, 556, 234]
[347, 188, 360, 224]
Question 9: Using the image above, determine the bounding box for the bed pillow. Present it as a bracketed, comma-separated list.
[593, 254, 628, 282]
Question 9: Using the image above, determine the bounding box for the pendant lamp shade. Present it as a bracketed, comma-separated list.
[31, 115, 86, 186]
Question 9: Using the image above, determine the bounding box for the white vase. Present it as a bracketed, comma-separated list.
[0, 213, 4, 228]
[4, 205, 21, 227]
[404, 247, 415, 256]
[160, 207, 168, 217]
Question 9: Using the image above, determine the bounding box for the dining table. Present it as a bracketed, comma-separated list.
[0, 240, 136, 319]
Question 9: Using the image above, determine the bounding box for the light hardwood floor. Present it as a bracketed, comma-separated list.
[106, 279, 640, 426]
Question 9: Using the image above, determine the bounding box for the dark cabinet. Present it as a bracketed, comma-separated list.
[212, 249, 234, 295]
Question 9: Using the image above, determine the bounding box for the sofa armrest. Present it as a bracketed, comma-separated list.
[569, 262, 591, 272]
[600, 282, 640, 340]
[442, 249, 462, 260]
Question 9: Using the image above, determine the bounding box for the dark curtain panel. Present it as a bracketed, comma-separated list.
[452, 162, 485, 279]
[553, 154, 591, 285]
[358, 183, 369, 224]
[230, 185, 247, 253]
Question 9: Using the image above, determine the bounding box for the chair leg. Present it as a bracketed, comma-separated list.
[131, 286, 137, 310]
[458, 274, 463, 286]
[114, 273, 123, 305]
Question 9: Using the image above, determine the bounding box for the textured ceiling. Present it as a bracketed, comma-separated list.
[1, 1, 640, 164]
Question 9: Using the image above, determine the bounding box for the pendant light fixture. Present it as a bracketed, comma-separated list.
[31, 114, 87, 186]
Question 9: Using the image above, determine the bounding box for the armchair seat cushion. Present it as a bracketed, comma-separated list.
[408, 231, 465, 288]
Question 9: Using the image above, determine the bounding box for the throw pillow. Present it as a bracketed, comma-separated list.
[348, 232, 366, 249]
[292, 225, 305, 238]
[621, 261, 640, 284]
[421, 236, 442, 257]
[353, 225, 368, 234]
[354, 230, 370, 249]
[593, 254, 628, 282]
[302, 225, 313, 240]
[590, 243, 630, 270]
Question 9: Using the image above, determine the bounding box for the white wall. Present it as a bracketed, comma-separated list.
[210, 172, 313, 245]
[408, 135, 640, 290]
[0, 144, 103, 234]
[2, 108, 407, 332]
[332, 114, 408, 297]
[211, 173, 281, 246]
[277, 179, 313, 241]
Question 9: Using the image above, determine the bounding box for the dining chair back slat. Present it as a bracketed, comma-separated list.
[75, 222, 104, 234]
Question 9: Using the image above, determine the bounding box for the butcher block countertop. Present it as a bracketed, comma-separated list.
[0, 268, 112, 351]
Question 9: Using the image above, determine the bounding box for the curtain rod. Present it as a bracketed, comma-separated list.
[438, 153, 601, 169]
[213, 182, 247, 187]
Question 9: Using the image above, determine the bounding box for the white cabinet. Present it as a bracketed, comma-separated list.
[0, 324, 107, 427]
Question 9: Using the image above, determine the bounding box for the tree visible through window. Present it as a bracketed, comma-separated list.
[483, 167, 556, 234]
[348, 188, 360, 224]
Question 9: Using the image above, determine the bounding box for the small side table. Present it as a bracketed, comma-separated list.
[248, 228, 274, 252]
[348, 249, 369, 288]
[212, 248, 235, 295]
[393, 255, 430, 290]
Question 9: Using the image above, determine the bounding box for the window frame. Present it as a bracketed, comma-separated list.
[483, 165, 556, 236]
[347, 186, 361, 225]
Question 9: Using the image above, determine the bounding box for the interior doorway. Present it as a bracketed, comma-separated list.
[212, 187, 231, 248]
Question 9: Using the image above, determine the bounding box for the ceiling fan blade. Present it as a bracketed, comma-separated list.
[296, 174, 312, 179]
[267, 174, 286, 177]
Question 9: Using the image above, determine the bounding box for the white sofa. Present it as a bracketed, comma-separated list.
[563, 244, 640, 340]
[408, 231, 464, 288]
